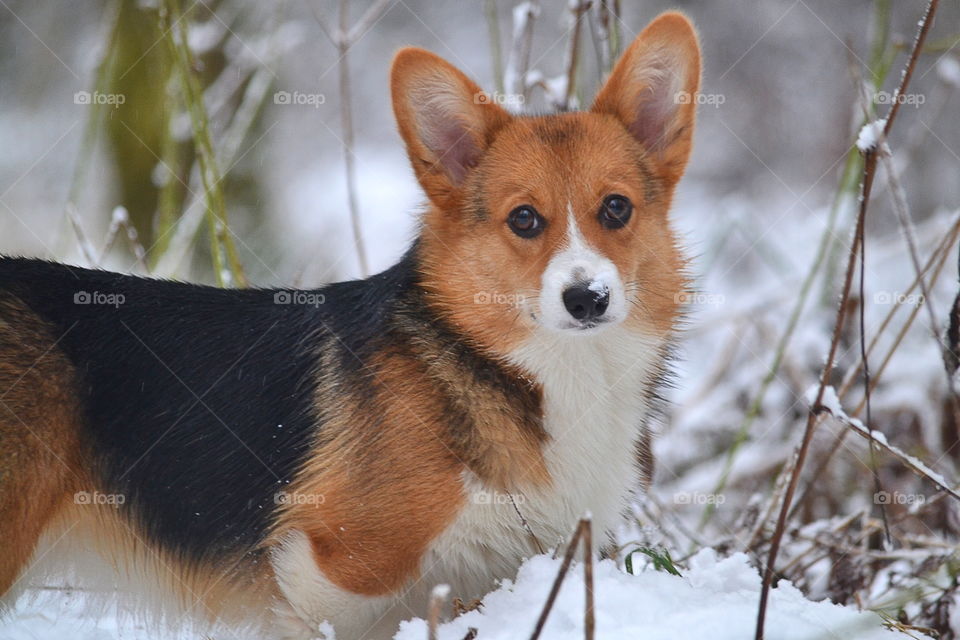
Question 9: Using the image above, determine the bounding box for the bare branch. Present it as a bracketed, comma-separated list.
[504, 1, 540, 100]
[346, 0, 395, 45]
[530, 518, 589, 640]
[816, 388, 960, 502]
[559, 1, 591, 111]
[753, 2, 940, 637]
[427, 584, 449, 640]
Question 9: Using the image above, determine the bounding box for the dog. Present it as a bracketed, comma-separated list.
[0, 11, 699, 639]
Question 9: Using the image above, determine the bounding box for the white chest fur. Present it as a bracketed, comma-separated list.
[420, 326, 663, 601]
[268, 326, 664, 639]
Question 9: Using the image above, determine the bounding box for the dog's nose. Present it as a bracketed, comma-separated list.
[562, 283, 609, 321]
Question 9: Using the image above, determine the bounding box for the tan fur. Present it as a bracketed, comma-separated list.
[0, 295, 85, 598]
[395, 12, 699, 355]
[32, 503, 277, 624]
[274, 316, 551, 596]
[274, 346, 465, 596]
[0, 295, 272, 626]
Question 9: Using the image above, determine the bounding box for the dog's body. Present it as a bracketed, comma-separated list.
[0, 12, 700, 639]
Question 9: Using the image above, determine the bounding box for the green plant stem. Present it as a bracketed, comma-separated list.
[161, 0, 246, 287]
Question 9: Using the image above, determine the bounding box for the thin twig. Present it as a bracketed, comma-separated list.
[161, 0, 247, 287]
[851, 67, 892, 549]
[590, 0, 611, 75]
[504, 0, 539, 100]
[310, 0, 393, 279]
[336, 0, 370, 277]
[745, 447, 797, 551]
[510, 493, 545, 555]
[559, 1, 591, 111]
[66, 204, 98, 265]
[582, 518, 595, 640]
[57, 0, 122, 257]
[485, 0, 505, 94]
[852, 52, 957, 414]
[154, 6, 285, 279]
[816, 393, 960, 502]
[753, 3, 939, 637]
[530, 518, 588, 640]
[99, 206, 149, 272]
[877, 143, 960, 419]
[346, 0, 394, 44]
[790, 213, 960, 518]
[427, 584, 449, 640]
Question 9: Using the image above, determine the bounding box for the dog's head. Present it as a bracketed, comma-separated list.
[392, 12, 699, 354]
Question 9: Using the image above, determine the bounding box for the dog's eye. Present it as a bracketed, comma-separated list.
[508, 206, 545, 238]
[599, 195, 632, 229]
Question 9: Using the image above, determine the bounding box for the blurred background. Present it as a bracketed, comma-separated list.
[2, 0, 960, 634]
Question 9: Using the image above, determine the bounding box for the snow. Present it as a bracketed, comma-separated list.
[3, 549, 904, 640]
[856, 119, 887, 152]
[809, 384, 955, 495]
[110, 206, 129, 225]
[938, 57, 960, 87]
[395, 549, 903, 640]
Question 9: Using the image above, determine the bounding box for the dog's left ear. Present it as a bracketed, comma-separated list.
[392, 48, 511, 208]
[592, 12, 701, 184]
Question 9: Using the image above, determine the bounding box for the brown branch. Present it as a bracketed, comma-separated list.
[851, 59, 893, 549]
[510, 493, 545, 555]
[753, 2, 940, 637]
[819, 396, 960, 502]
[582, 519, 595, 640]
[530, 518, 590, 640]
[505, 0, 539, 100]
[560, 1, 591, 111]
[427, 583, 449, 640]
[310, 0, 392, 278]
[336, 0, 369, 277]
[788, 212, 960, 519]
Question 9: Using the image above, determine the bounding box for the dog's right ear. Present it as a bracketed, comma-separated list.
[391, 48, 511, 208]
[591, 12, 701, 185]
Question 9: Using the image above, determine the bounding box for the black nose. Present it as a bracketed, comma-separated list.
[562, 283, 609, 321]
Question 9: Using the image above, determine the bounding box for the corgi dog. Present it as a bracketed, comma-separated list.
[0, 11, 699, 640]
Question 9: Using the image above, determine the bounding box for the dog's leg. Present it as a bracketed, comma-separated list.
[270, 529, 400, 639]
[0, 297, 84, 606]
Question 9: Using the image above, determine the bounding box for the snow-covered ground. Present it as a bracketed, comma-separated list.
[2, 550, 905, 640]
[397, 550, 903, 640]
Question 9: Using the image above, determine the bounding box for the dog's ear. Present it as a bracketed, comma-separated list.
[592, 12, 701, 184]
[391, 48, 511, 207]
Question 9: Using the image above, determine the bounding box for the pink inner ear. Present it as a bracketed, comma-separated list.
[626, 61, 682, 152]
[417, 98, 480, 185]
